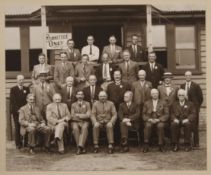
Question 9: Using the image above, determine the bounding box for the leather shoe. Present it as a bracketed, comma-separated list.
[76, 148, 82, 155]
[58, 150, 65, 154]
[29, 148, 35, 155]
[172, 144, 179, 152]
[143, 144, 149, 153]
[50, 137, 59, 146]
[159, 145, 165, 152]
[184, 145, 191, 152]
[108, 148, 114, 154]
[82, 148, 87, 154]
[121, 146, 129, 153]
[93, 145, 99, 153]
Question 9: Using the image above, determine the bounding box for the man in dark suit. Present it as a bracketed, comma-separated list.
[118, 49, 139, 84]
[170, 89, 196, 152]
[83, 75, 102, 107]
[143, 52, 164, 88]
[142, 89, 169, 153]
[10, 75, 30, 149]
[180, 71, 203, 147]
[127, 34, 145, 62]
[118, 91, 140, 152]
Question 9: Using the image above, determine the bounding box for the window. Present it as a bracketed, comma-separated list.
[175, 26, 196, 69]
[5, 27, 21, 71]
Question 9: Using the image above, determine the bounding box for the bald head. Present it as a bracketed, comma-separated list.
[98, 91, 107, 102]
[17, 75, 24, 86]
[124, 91, 133, 103]
[151, 88, 159, 100]
[185, 71, 192, 82]
[89, 75, 97, 86]
[53, 93, 62, 103]
[177, 89, 186, 102]
[138, 70, 146, 81]
[66, 76, 74, 87]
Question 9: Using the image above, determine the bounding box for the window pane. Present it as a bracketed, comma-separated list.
[5, 50, 21, 71]
[176, 26, 195, 49]
[175, 49, 196, 69]
[5, 27, 20, 49]
[152, 25, 166, 47]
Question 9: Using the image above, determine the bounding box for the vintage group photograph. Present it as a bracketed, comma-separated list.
[4, 0, 207, 171]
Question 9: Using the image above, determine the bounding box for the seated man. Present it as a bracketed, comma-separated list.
[142, 89, 169, 153]
[91, 91, 117, 154]
[19, 93, 51, 154]
[46, 93, 71, 154]
[71, 90, 91, 155]
[170, 89, 196, 152]
[118, 91, 140, 152]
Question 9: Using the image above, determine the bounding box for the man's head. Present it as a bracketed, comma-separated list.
[177, 89, 186, 102]
[53, 93, 62, 103]
[113, 69, 122, 82]
[66, 76, 74, 87]
[138, 70, 146, 81]
[109, 35, 117, 45]
[124, 91, 133, 103]
[98, 91, 107, 102]
[87, 35, 94, 45]
[17, 75, 24, 86]
[27, 93, 35, 105]
[122, 50, 131, 62]
[151, 88, 159, 100]
[67, 39, 75, 49]
[101, 53, 109, 63]
[163, 72, 173, 85]
[131, 34, 139, 45]
[148, 52, 156, 63]
[185, 71, 192, 82]
[60, 52, 68, 63]
[38, 72, 47, 82]
[76, 90, 84, 101]
[89, 75, 97, 86]
[81, 54, 89, 64]
[38, 53, 46, 64]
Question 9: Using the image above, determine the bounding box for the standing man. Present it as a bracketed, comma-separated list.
[127, 34, 145, 62]
[60, 76, 77, 111]
[71, 90, 91, 155]
[143, 52, 164, 88]
[32, 71, 56, 121]
[46, 93, 71, 154]
[81, 35, 99, 62]
[83, 75, 102, 107]
[19, 94, 51, 154]
[54, 52, 75, 90]
[91, 91, 117, 154]
[142, 89, 169, 153]
[10, 75, 30, 149]
[102, 35, 123, 64]
[31, 53, 53, 85]
[180, 71, 203, 147]
[118, 50, 139, 84]
[64, 39, 81, 66]
[75, 54, 94, 90]
[118, 91, 140, 152]
[170, 89, 196, 152]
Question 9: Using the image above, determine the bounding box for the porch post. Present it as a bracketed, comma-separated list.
[146, 5, 153, 53]
[41, 6, 47, 56]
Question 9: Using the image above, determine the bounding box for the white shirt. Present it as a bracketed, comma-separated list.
[150, 62, 155, 71]
[179, 101, 185, 106]
[81, 44, 99, 61]
[67, 86, 72, 98]
[152, 99, 158, 112]
[185, 81, 191, 99]
[102, 63, 111, 80]
[140, 80, 145, 87]
[90, 85, 95, 98]
[127, 102, 131, 108]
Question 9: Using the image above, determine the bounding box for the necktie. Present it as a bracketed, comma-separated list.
[150, 64, 154, 72]
[111, 45, 115, 56]
[83, 64, 86, 73]
[57, 103, 61, 119]
[67, 87, 72, 99]
[90, 45, 92, 55]
[102, 102, 105, 114]
[91, 86, 95, 100]
[79, 102, 82, 108]
[19, 86, 23, 91]
[103, 64, 107, 79]
[133, 45, 137, 58]
[126, 61, 129, 74]
[127, 103, 130, 109]
[30, 105, 33, 114]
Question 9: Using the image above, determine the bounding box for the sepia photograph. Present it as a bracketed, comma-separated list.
[2, 0, 207, 172]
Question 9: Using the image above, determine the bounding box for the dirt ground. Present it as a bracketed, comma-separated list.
[6, 131, 206, 171]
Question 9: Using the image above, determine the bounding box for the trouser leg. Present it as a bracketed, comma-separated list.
[26, 127, 36, 147]
[106, 123, 114, 144]
[183, 122, 191, 144]
[171, 122, 180, 144]
[157, 122, 165, 145]
[193, 108, 199, 145]
[12, 113, 21, 147]
[71, 122, 80, 146]
[144, 122, 152, 143]
[93, 124, 100, 145]
[78, 122, 89, 147]
[37, 125, 51, 148]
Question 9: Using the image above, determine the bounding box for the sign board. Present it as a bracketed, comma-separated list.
[46, 33, 72, 50]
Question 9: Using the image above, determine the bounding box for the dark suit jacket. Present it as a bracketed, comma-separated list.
[143, 99, 169, 122]
[118, 102, 140, 122]
[10, 85, 30, 114]
[127, 45, 145, 62]
[170, 100, 196, 122]
[143, 62, 164, 88]
[83, 85, 102, 104]
[180, 81, 203, 108]
[64, 48, 81, 62]
[107, 81, 131, 109]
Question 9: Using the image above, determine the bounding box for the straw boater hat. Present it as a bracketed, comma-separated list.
[163, 72, 174, 79]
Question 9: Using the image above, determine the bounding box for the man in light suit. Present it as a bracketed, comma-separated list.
[46, 93, 71, 154]
[91, 91, 117, 154]
[127, 34, 145, 62]
[180, 71, 203, 147]
[75, 54, 94, 90]
[158, 72, 179, 107]
[32, 71, 56, 121]
[31, 53, 53, 85]
[63, 39, 81, 66]
[81, 35, 99, 62]
[102, 35, 123, 64]
[118, 91, 140, 152]
[54, 52, 75, 90]
[60, 76, 77, 111]
[143, 52, 164, 88]
[10, 75, 30, 149]
[118, 49, 139, 84]
[19, 94, 51, 154]
[71, 90, 91, 155]
[170, 89, 196, 152]
[142, 89, 169, 153]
